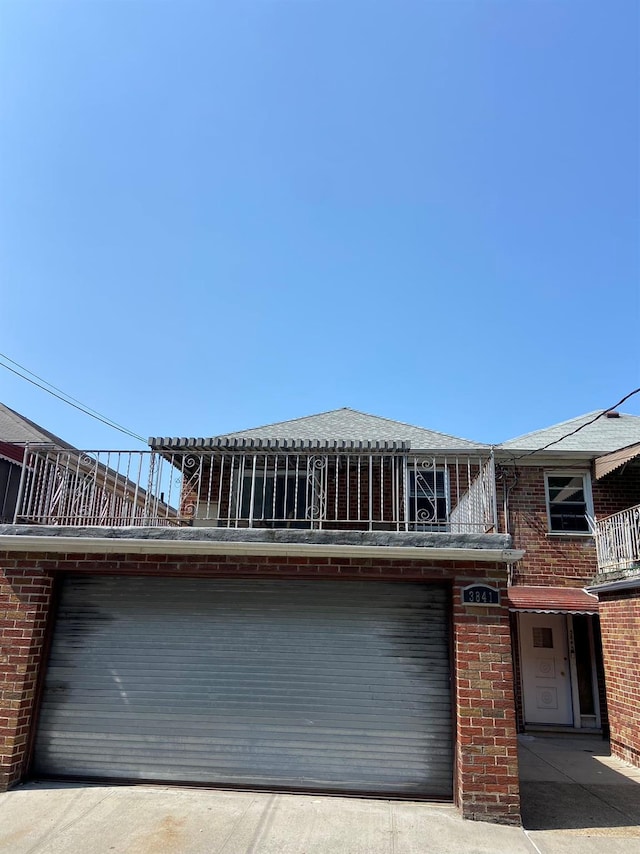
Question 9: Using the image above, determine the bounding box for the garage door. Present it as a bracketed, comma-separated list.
[34, 576, 453, 796]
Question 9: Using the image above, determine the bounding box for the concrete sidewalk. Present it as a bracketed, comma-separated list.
[519, 733, 640, 853]
[0, 736, 638, 854]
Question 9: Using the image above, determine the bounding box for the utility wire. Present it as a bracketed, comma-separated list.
[2, 351, 638, 454]
[0, 351, 127, 425]
[0, 353, 146, 443]
[504, 387, 640, 464]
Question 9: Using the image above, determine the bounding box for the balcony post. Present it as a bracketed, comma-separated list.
[12, 443, 30, 524]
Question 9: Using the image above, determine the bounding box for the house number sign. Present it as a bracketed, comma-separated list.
[461, 584, 500, 606]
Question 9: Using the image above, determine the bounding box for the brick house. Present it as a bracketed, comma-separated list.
[2, 404, 639, 824]
[0, 408, 523, 824]
[495, 410, 640, 747]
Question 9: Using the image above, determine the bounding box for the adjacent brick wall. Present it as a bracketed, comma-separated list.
[496, 463, 633, 734]
[502, 465, 597, 586]
[499, 464, 640, 587]
[0, 561, 54, 791]
[0, 550, 520, 824]
[598, 587, 640, 767]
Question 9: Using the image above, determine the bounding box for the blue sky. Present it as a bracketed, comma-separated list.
[1, 0, 638, 449]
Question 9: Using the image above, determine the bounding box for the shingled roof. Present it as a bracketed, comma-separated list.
[0, 402, 74, 448]
[498, 410, 640, 454]
[150, 408, 488, 452]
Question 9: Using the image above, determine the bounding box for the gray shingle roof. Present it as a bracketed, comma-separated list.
[150, 408, 487, 452]
[498, 410, 640, 454]
[0, 402, 74, 448]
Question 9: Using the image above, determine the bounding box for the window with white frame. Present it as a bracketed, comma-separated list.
[545, 472, 593, 533]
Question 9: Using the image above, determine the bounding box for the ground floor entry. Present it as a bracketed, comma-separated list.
[517, 612, 602, 730]
[33, 576, 453, 797]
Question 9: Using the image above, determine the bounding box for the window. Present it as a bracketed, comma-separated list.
[239, 472, 308, 525]
[545, 472, 593, 533]
[407, 465, 449, 529]
[532, 626, 554, 648]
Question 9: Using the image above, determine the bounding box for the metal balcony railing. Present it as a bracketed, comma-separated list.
[594, 504, 640, 574]
[13, 446, 498, 534]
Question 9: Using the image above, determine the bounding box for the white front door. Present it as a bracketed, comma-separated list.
[519, 613, 573, 726]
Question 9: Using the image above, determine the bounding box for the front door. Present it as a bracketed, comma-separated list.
[519, 613, 573, 726]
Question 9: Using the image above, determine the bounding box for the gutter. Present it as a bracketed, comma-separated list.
[587, 576, 640, 594]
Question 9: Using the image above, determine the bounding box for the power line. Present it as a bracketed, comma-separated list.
[504, 387, 640, 463]
[0, 354, 146, 444]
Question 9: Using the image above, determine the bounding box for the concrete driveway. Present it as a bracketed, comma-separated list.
[0, 735, 638, 854]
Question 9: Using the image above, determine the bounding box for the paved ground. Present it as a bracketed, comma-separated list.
[520, 733, 640, 853]
[0, 735, 638, 854]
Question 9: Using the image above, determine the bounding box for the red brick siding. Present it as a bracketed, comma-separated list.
[0, 564, 53, 791]
[453, 575, 520, 823]
[501, 466, 597, 586]
[497, 465, 639, 587]
[0, 550, 520, 824]
[592, 469, 640, 520]
[598, 588, 640, 767]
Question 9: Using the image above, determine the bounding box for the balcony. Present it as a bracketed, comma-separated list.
[12, 446, 498, 535]
[594, 504, 640, 577]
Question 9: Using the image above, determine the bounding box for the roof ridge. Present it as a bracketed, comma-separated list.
[217, 407, 486, 445]
[217, 407, 353, 438]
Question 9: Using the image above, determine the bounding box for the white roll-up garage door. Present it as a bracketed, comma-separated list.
[34, 576, 453, 797]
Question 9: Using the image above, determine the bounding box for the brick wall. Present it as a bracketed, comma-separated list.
[501, 465, 597, 586]
[592, 468, 640, 520]
[0, 549, 520, 824]
[498, 464, 639, 587]
[453, 574, 520, 823]
[598, 587, 640, 767]
[0, 563, 53, 791]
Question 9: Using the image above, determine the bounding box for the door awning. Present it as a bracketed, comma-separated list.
[507, 586, 599, 614]
[595, 442, 640, 480]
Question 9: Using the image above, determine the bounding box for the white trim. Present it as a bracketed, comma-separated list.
[544, 470, 594, 535]
[0, 534, 524, 562]
[567, 616, 582, 729]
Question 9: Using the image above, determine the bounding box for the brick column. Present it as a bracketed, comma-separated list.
[453, 573, 520, 824]
[598, 589, 640, 768]
[0, 558, 54, 791]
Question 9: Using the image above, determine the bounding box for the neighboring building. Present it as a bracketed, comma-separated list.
[0, 402, 74, 523]
[495, 410, 640, 749]
[589, 439, 640, 769]
[0, 407, 523, 825]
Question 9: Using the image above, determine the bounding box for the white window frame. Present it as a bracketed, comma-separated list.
[544, 470, 594, 535]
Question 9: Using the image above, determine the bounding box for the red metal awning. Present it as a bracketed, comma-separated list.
[507, 585, 599, 614]
[0, 442, 24, 465]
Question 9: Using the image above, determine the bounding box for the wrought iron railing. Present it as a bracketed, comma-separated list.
[594, 504, 640, 574]
[13, 446, 498, 534]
